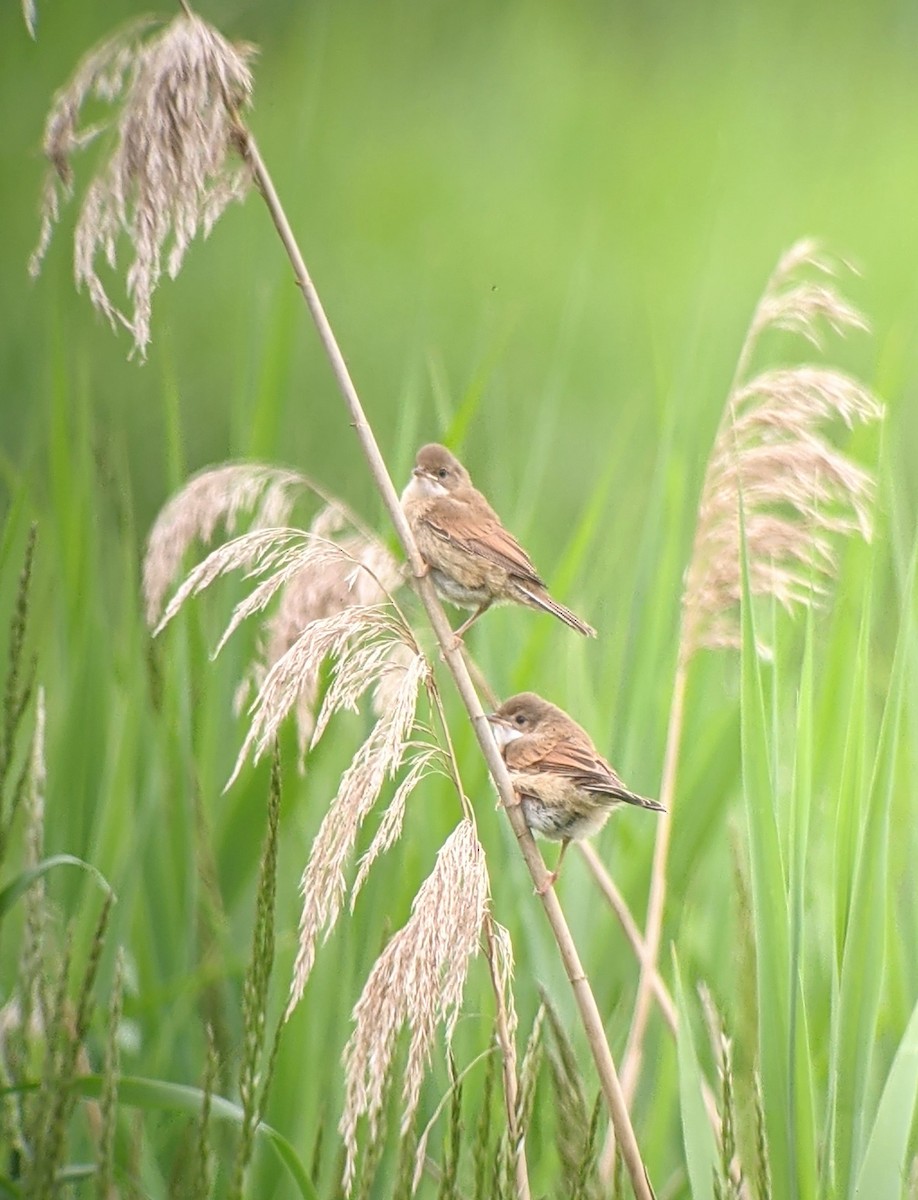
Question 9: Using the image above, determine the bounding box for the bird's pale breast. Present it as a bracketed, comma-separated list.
[511, 770, 615, 842]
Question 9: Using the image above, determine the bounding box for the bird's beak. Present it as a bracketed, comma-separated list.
[486, 713, 520, 746]
[411, 465, 423, 478]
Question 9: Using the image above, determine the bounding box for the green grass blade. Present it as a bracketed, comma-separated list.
[833, 533, 916, 1198]
[853, 994, 918, 1199]
[672, 956, 718, 1200]
[0, 854, 113, 917]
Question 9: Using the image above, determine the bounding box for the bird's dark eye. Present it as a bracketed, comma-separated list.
[437, 468, 448, 479]
[515, 714, 526, 726]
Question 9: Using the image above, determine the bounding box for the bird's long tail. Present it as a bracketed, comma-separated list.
[514, 584, 597, 637]
[586, 781, 665, 811]
[616, 787, 666, 813]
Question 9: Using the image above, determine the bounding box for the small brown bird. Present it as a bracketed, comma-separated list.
[401, 444, 596, 640]
[487, 692, 664, 891]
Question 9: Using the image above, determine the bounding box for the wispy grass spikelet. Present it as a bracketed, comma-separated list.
[752, 1064, 771, 1200]
[339, 820, 490, 1193]
[28, 894, 113, 1195]
[18, 688, 48, 1042]
[147, 468, 404, 755]
[286, 648, 430, 1012]
[543, 991, 594, 1199]
[572, 1092, 604, 1200]
[1, 524, 37, 820]
[437, 1062, 463, 1200]
[699, 984, 742, 1200]
[143, 463, 313, 626]
[192, 1025, 219, 1200]
[682, 240, 883, 659]
[255, 506, 404, 754]
[473, 1042, 496, 1200]
[229, 749, 282, 1200]
[516, 1003, 545, 1128]
[31, 12, 255, 357]
[97, 948, 125, 1200]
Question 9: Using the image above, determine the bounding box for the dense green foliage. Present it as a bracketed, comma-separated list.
[1, 0, 917, 1196]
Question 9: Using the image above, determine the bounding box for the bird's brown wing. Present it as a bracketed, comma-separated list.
[507, 733, 657, 807]
[422, 491, 545, 587]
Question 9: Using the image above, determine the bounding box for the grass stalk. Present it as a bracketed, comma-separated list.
[230, 116, 656, 1200]
[621, 654, 687, 1103]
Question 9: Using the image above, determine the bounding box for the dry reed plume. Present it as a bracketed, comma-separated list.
[613, 240, 884, 1169]
[339, 819, 490, 1192]
[143, 462, 316, 627]
[145, 462, 404, 753]
[30, 12, 254, 357]
[681, 240, 882, 659]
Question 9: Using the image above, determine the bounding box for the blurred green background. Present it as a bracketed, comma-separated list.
[1, 0, 917, 1196]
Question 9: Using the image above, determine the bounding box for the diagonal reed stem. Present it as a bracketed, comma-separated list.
[620, 654, 688, 1108]
[233, 120, 656, 1200]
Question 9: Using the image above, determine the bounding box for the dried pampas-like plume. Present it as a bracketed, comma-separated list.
[250, 504, 405, 756]
[143, 463, 313, 627]
[681, 239, 883, 659]
[285, 646, 431, 1012]
[144, 461, 405, 752]
[339, 820, 489, 1193]
[30, 12, 254, 357]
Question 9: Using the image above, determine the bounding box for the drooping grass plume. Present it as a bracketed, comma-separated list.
[146, 468, 405, 754]
[618, 240, 884, 1125]
[286, 646, 430, 1012]
[340, 819, 489, 1193]
[30, 12, 254, 357]
[143, 463, 316, 627]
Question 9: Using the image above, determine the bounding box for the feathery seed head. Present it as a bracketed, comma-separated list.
[285, 649, 430, 1012]
[31, 13, 255, 357]
[339, 820, 489, 1193]
[682, 240, 883, 660]
[143, 463, 310, 627]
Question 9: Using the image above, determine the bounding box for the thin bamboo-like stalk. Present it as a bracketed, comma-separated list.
[232, 121, 656, 1200]
[621, 655, 688, 1103]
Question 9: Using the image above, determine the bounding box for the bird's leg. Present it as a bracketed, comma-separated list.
[535, 838, 570, 896]
[450, 600, 492, 644]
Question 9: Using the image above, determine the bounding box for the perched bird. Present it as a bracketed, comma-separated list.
[401, 443, 596, 640]
[487, 692, 663, 891]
